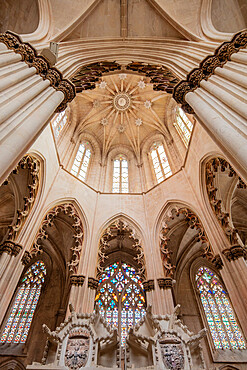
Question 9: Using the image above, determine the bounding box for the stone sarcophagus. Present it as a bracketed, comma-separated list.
[125, 305, 207, 369]
[27, 304, 119, 370]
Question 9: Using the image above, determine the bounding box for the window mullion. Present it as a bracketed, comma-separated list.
[179, 111, 191, 133]
[77, 147, 86, 176]
[120, 160, 122, 193]
[156, 149, 165, 179]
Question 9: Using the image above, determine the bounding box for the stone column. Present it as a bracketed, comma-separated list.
[0, 31, 75, 184]
[65, 274, 86, 317]
[173, 30, 247, 181]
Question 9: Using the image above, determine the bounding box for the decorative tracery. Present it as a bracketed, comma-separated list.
[95, 262, 146, 346]
[71, 143, 91, 181]
[0, 261, 46, 344]
[196, 266, 246, 350]
[174, 108, 193, 147]
[150, 143, 172, 183]
[112, 156, 129, 193]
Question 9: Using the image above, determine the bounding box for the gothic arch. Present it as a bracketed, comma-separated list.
[201, 154, 247, 259]
[0, 154, 43, 256]
[156, 201, 221, 286]
[96, 216, 146, 281]
[0, 359, 25, 370]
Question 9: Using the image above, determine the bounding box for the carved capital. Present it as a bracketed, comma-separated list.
[222, 245, 247, 261]
[157, 277, 173, 289]
[143, 279, 154, 292]
[0, 241, 22, 257]
[173, 29, 247, 110]
[70, 274, 85, 286]
[21, 251, 32, 265]
[0, 31, 75, 112]
[88, 277, 99, 290]
[212, 254, 223, 270]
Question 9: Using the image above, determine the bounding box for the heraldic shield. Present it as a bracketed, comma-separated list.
[65, 329, 90, 369]
[159, 337, 185, 370]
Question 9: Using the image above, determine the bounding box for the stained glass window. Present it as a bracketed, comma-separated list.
[174, 107, 193, 147]
[0, 261, 46, 344]
[112, 156, 129, 193]
[51, 110, 67, 138]
[196, 266, 246, 350]
[95, 262, 146, 346]
[150, 143, 172, 183]
[71, 143, 91, 181]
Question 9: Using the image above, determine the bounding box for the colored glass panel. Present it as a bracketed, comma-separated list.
[95, 262, 145, 346]
[71, 143, 91, 181]
[196, 266, 245, 350]
[0, 261, 46, 344]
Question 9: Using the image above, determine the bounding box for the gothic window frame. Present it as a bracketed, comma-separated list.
[112, 154, 129, 193]
[95, 261, 146, 346]
[174, 107, 193, 148]
[0, 260, 47, 346]
[51, 110, 68, 139]
[149, 142, 172, 184]
[193, 265, 246, 354]
[70, 141, 92, 182]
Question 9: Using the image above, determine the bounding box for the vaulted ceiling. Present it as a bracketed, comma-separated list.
[69, 71, 177, 162]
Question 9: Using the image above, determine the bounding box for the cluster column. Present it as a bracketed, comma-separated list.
[0, 31, 75, 184]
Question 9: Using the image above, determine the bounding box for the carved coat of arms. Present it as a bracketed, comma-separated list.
[65, 330, 90, 369]
[159, 338, 184, 370]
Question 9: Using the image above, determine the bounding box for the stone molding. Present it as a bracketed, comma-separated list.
[88, 277, 99, 290]
[157, 277, 173, 289]
[0, 31, 75, 112]
[70, 274, 85, 286]
[173, 29, 247, 113]
[143, 279, 155, 292]
[0, 241, 22, 257]
[222, 245, 247, 261]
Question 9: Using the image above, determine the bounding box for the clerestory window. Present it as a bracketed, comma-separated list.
[112, 156, 129, 193]
[195, 266, 246, 350]
[174, 107, 193, 147]
[51, 110, 67, 138]
[95, 262, 146, 346]
[150, 143, 172, 183]
[0, 261, 46, 344]
[71, 143, 91, 181]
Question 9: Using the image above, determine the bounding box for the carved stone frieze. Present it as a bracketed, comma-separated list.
[88, 277, 99, 290]
[222, 245, 247, 261]
[70, 275, 85, 286]
[173, 29, 247, 112]
[126, 62, 179, 94]
[157, 277, 173, 289]
[2, 155, 40, 243]
[0, 31, 75, 112]
[205, 157, 246, 251]
[143, 279, 155, 292]
[71, 61, 121, 93]
[25, 203, 83, 273]
[0, 241, 22, 257]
